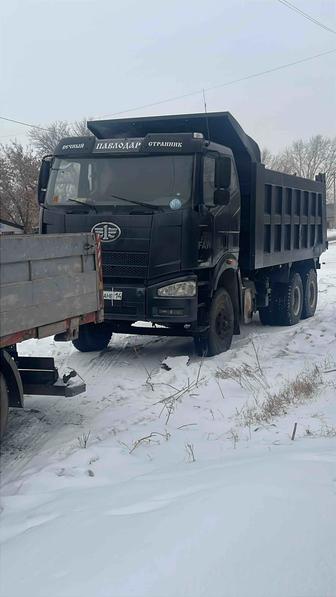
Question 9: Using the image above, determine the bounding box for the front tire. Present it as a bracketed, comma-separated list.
[72, 323, 112, 352]
[301, 268, 318, 319]
[194, 288, 234, 357]
[0, 372, 9, 439]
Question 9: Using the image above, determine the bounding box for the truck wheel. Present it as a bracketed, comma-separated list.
[72, 323, 112, 352]
[274, 272, 303, 326]
[0, 372, 9, 439]
[194, 288, 234, 357]
[301, 269, 318, 319]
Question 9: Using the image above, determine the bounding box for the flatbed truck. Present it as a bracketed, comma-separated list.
[0, 232, 104, 436]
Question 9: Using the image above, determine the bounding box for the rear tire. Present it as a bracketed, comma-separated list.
[0, 372, 9, 439]
[194, 288, 234, 357]
[72, 323, 112, 352]
[301, 268, 318, 319]
[274, 272, 303, 326]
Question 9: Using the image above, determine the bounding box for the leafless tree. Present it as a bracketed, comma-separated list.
[0, 142, 39, 232]
[71, 118, 92, 137]
[28, 118, 92, 157]
[262, 135, 336, 202]
[261, 147, 281, 171]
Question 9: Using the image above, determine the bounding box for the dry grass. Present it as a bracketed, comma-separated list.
[238, 366, 323, 428]
[228, 428, 239, 449]
[216, 363, 269, 398]
[185, 443, 196, 462]
[126, 430, 171, 454]
[306, 424, 336, 438]
[154, 359, 205, 424]
[77, 431, 91, 448]
[320, 424, 336, 438]
[217, 347, 334, 430]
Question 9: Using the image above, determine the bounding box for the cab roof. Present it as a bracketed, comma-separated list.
[87, 111, 261, 164]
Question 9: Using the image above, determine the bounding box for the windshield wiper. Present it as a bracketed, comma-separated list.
[108, 193, 163, 212]
[68, 194, 162, 213]
[67, 197, 98, 213]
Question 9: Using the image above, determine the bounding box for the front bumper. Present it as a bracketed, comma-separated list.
[103, 275, 198, 324]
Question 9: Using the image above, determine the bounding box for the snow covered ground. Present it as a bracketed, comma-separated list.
[1, 244, 335, 597]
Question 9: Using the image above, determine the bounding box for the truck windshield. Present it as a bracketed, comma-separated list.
[46, 155, 194, 209]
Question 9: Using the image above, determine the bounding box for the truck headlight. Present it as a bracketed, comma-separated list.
[157, 281, 196, 297]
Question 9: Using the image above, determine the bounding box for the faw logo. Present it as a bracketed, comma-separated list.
[91, 222, 121, 242]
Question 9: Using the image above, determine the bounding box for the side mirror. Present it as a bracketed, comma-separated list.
[37, 157, 52, 205]
[214, 189, 230, 206]
[215, 157, 231, 189]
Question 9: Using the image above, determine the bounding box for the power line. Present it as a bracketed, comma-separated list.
[94, 48, 336, 120]
[0, 116, 49, 131]
[276, 0, 336, 35]
[2, 47, 335, 131]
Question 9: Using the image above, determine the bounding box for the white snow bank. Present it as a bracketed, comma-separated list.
[1, 440, 336, 597]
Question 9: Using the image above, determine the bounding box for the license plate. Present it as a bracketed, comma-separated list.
[104, 290, 123, 301]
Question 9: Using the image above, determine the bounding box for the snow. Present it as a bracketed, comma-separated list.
[1, 244, 336, 597]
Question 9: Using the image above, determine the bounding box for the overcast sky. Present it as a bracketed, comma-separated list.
[0, 0, 335, 152]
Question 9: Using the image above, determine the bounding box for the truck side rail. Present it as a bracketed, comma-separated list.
[0, 233, 104, 349]
[240, 164, 327, 270]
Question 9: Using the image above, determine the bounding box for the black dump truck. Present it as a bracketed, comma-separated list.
[37, 112, 327, 356]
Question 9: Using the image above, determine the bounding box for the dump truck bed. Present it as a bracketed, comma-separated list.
[239, 164, 327, 271]
[0, 233, 103, 348]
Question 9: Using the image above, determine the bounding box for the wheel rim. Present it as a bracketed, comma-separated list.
[292, 286, 301, 316]
[215, 308, 231, 340]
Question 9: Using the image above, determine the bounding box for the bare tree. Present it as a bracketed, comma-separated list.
[28, 118, 92, 157]
[261, 147, 280, 171]
[262, 135, 336, 201]
[0, 142, 39, 233]
[71, 118, 92, 137]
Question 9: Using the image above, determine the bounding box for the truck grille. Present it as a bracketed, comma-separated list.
[102, 251, 148, 279]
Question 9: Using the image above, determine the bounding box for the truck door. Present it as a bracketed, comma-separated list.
[202, 153, 240, 264]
